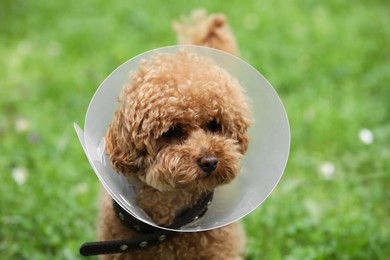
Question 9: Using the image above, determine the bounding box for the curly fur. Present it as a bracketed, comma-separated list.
[173, 9, 240, 56]
[99, 10, 252, 259]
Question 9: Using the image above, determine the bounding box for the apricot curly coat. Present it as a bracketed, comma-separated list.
[99, 10, 252, 260]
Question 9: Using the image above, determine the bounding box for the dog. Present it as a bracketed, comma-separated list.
[98, 10, 252, 260]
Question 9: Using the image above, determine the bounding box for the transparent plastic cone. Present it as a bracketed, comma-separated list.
[74, 45, 290, 232]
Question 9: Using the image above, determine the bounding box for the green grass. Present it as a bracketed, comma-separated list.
[1, 0, 389, 259]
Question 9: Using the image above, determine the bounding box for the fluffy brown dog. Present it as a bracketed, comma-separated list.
[99, 10, 252, 260]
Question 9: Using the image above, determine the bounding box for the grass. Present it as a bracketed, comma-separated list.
[1, 0, 389, 259]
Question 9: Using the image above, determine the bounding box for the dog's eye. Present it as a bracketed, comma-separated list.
[162, 125, 184, 139]
[206, 119, 222, 133]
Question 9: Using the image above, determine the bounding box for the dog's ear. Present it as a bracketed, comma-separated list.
[225, 92, 253, 155]
[105, 110, 146, 175]
[237, 129, 250, 154]
[231, 116, 251, 154]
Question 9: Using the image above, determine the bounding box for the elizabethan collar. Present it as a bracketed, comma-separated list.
[74, 45, 290, 232]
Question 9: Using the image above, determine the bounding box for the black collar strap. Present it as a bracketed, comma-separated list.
[80, 192, 214, 256]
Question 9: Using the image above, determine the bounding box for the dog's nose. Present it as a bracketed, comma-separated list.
[197, 155, 218, 175]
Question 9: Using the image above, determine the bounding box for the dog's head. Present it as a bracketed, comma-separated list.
[106, 50, 252, 192]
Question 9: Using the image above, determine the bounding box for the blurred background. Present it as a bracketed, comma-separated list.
[1, 0, 389, 259]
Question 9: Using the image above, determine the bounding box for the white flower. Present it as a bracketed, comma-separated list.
[358, 128, 373, 145]
[303, 107, 316, 122]
[243, 13, 260, 31]
[12, 166, 28, 185]
[318, 161, 335, 179]
[74, 182, 89, 194]
[17, 40, 32, 54]
[15, 117, 30, 132]
[47, 41, 62, 57]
